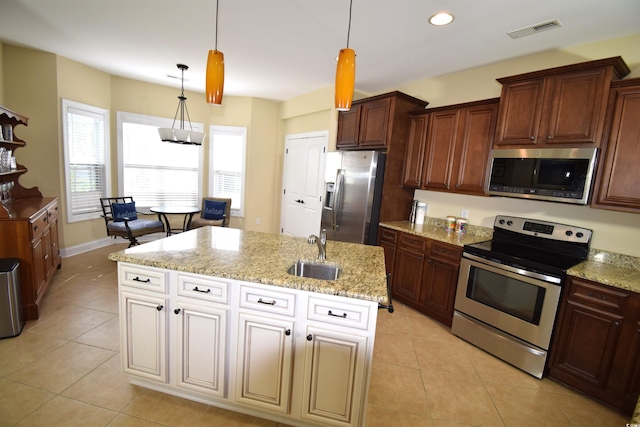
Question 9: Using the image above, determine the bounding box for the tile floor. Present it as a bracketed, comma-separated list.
[0, 243, 631, 426]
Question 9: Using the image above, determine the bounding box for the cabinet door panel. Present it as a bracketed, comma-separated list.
[420, 258, 459, 327]
[120, 291, 168, 383]
[452, 104, 497, 195]
[422, 110, 459, 191]
[393, 247, 425, 303]
[402, 115, 427, 188]
[336, 107, 360, 149]
[543, 70, 607, 144]
[176, 302, 227, 397]
[551, 300, 623, 388]
[235, 313, 294, 413]
[358, 98, 391, 148]
[495, 79, 545, 146]
[592, 85, 640, 212]
[302, 325, 367, 426]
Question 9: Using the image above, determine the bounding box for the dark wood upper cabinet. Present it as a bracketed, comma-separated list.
[591, 78, 640, 213]
[494, 56, 630, 148]
[403, 98, 498, 196]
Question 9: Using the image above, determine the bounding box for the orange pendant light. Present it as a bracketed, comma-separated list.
[335, 0, 356, 111]
[206, 0, 224, 105]
[335, 48, 356, 111]
[206, 50, 224, 104]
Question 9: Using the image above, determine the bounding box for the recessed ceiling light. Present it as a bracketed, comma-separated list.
[429, 12, 454, 26]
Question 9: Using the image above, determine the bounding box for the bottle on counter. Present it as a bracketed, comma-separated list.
[409, 200, 418, 223]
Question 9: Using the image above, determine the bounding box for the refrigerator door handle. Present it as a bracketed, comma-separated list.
[333, 169, 344, 231]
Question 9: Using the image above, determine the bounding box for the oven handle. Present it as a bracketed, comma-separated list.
[462, 253, 562, 285]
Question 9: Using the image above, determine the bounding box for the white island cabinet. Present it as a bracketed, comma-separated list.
[111, 227, 388, 427]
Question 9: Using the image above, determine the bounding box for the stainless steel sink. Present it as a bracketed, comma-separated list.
[287, 261, 340, 280]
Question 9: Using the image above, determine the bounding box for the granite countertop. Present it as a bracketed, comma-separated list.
[568, 251, 640, 294]
[108, 226, 389, 303]
[379, 220, 492, 247]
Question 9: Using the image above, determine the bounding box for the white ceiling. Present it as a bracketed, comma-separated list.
[1, 0, 638, 102]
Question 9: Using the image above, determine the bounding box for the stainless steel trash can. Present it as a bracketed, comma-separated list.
[0, 258, 24, 339]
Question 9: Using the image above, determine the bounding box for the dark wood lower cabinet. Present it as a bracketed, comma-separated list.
[548, 276, 640, 416]
[378, 227, 461, 327]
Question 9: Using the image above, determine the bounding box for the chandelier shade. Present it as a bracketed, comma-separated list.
[158, 64, 205, 145]
[206, 50, 225, 104]
[335, 48, 356, 111]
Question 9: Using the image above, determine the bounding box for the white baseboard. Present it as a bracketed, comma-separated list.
[60, 232, 166, 258]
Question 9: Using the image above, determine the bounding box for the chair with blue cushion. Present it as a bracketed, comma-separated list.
[188, 197, 231, 229]
[100, 197, 165, 247]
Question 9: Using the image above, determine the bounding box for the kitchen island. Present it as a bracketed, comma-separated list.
[108, 226, 388, 427]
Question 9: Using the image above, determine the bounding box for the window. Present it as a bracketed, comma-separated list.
[209, 126, 247, 216]
[62, 99, 110, 223]
[117, 112, 202, 208]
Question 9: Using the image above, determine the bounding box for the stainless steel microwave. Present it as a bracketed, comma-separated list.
[485, 148, 598, 205]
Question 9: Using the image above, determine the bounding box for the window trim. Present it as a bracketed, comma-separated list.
[209, 125, 247, 217]
[61, 99, 111, 223]
[116, 111, 204, 208]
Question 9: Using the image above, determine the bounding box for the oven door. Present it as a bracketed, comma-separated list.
[454, 254, 562, 350]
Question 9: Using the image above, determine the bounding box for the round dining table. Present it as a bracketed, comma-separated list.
[150, 205, 201, 236]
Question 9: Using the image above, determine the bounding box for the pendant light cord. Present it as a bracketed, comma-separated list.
[346, 0, 353, 48]
[215, 0, 219, 51]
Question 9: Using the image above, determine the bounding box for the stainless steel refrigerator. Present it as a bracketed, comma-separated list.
[321, 151, 386, 245]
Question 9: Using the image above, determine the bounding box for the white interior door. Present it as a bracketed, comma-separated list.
[281, 132, 328, 238]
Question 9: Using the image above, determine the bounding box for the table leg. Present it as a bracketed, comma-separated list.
[183, 213, 196, 231]
[157, 213, 172, 236]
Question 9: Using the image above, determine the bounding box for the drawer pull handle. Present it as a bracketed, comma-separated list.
[258, 298, 277, 305]
[586, 291, 607, 301]
[133, 276, 151, 283]
[193, 286, 211, 293]
[156, 305, 164, 311]
[328, 310, 347, 318]
[174, 308, 181, 314]
[285, 329, 291, 336]
[34, 225, 38, 232]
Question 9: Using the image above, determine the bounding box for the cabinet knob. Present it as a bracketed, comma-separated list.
[285, 329, 291, 336]
[306, 334, 313, 341]
[530, 136, 535, 140]
[156, 305, 164, 311]
[547, 135, 553, 140]
[174, 308, 181, 314]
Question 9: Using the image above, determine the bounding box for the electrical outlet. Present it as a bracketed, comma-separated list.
[256, 217, 261, 225]
[460, 209, 469, 219]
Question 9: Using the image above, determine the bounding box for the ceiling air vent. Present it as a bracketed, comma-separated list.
[507, 19, 562, 39]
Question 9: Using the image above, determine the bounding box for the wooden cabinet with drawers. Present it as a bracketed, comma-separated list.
[379, 226, 462, 326]
[548, 276, 640, 416]
[0, 198, 61, 320]
[494, 57, 629, 148]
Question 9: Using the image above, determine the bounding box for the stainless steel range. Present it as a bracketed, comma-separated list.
[451, 215, 592, 379]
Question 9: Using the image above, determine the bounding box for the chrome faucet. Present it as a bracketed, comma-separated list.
[308, 229, 327, 260]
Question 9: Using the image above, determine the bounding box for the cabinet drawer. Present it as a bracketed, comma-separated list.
[430, 241, 462, 263]
[568, 278, 629, 314]
[177, 272, 229, 304]
[379, 228, 397, 244]
[119, 263, 168, 293]
[47, 200, 59, 222]
[307, 296, 373, 331]
[239, 283, 296, 317]
[399, 233, 427, 252]
[29, 209, 48, 242]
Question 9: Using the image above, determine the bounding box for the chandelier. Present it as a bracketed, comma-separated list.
[158, 64, 205, 145]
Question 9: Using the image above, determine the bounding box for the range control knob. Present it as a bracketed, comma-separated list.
[576, 232, 584, 238]
[566, 230, 573, 237]
[499, 219, 505, 225]
[506, 220, 513, 226]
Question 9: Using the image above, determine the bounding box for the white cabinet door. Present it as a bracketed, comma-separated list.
[301, 325, 368, 426]
[235, 312, 294, 413]
[120, 290, 168, 383]
[175, 301, 227, 397]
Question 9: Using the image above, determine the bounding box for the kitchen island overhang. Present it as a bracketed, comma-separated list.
[109, 226, 388, 427]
